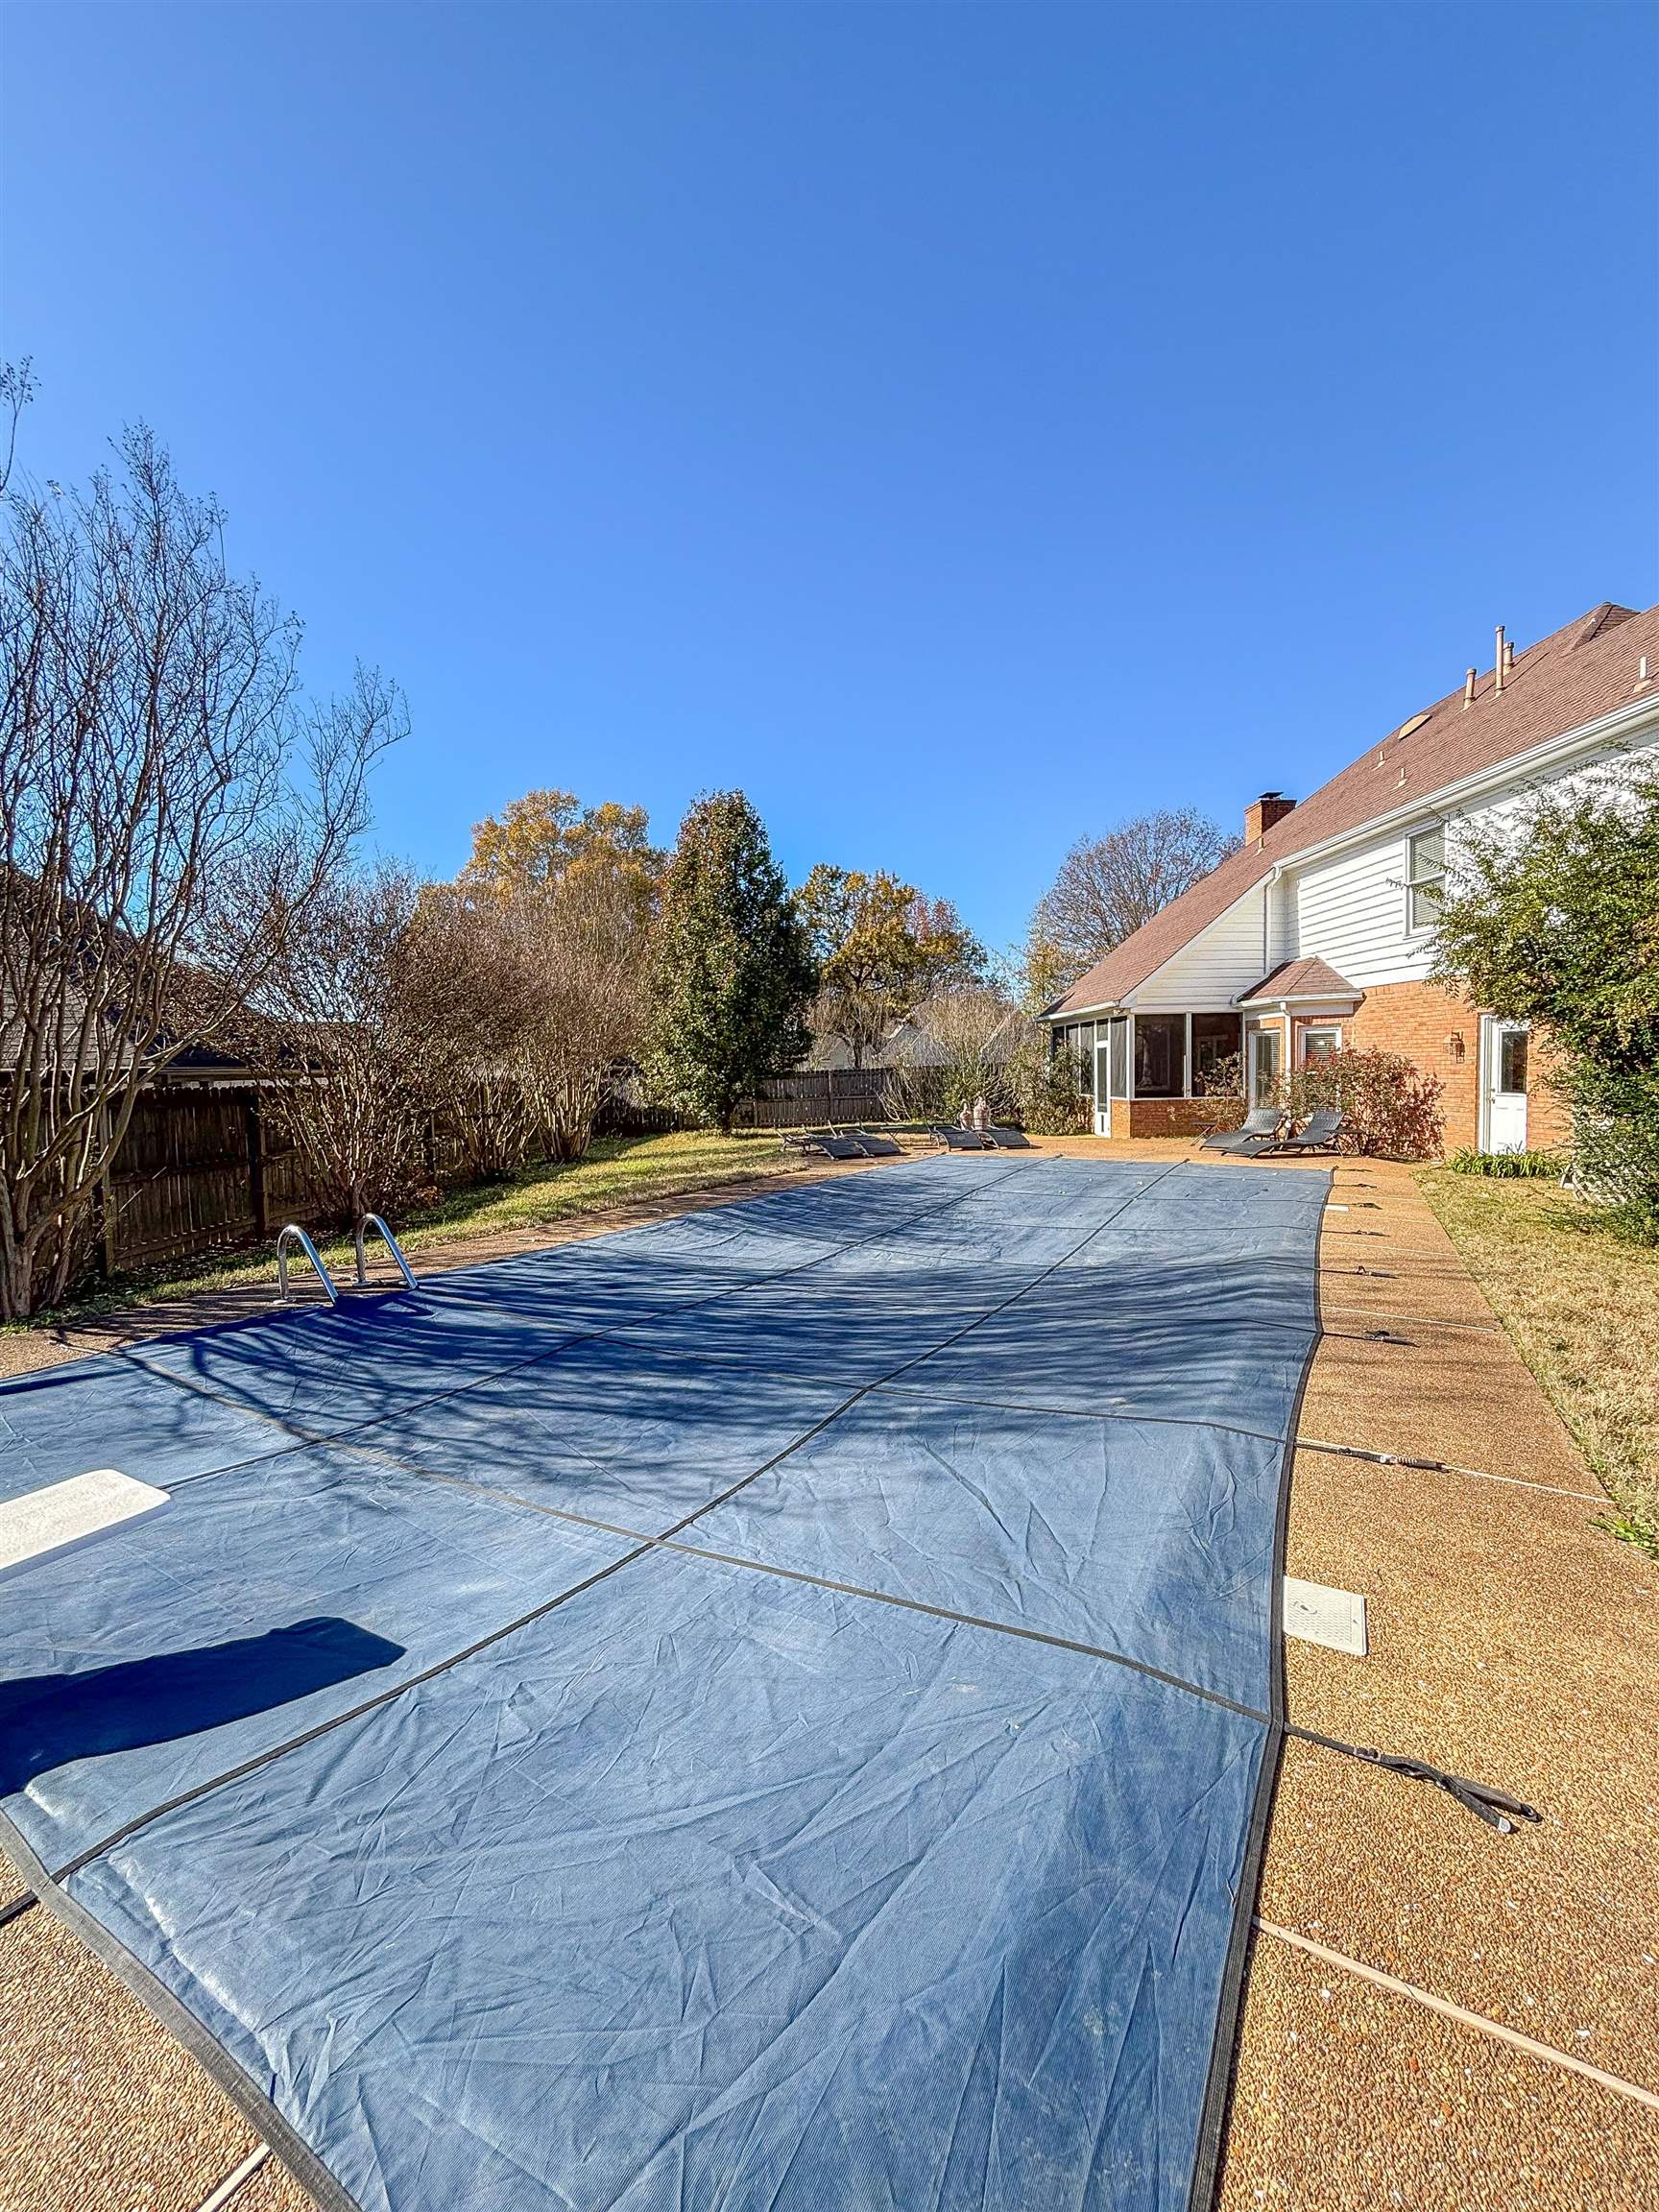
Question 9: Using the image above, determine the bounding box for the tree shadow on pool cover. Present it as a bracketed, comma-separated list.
[0, 1619, 404, 1797]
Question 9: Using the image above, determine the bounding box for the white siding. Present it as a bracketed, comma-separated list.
[1266, 872, 1296, 968]
[1287, 830, 1427, 987]
[1286, 732, 1659, 990]
[1455, 740, 1656, 852]
[1129, 882, 1268, 1009]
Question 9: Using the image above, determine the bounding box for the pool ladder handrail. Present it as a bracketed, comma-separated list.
[276, 1223, 339, 1306]
[353, 1212, 417, 1290]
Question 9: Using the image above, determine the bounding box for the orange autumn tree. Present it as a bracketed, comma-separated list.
[461, 788, 661, 917]
[445, 788, 664, 1160]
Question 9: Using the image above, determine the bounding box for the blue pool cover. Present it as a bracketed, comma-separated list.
[0, 1153, 1327, 2212]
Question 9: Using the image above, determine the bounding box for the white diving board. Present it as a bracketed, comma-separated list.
[0, 1469, 171, 1583]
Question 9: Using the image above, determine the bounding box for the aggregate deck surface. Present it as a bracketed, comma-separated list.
[1225, 1156, 1659, 2207]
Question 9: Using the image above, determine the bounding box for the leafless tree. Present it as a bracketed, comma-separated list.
[233, 866, 444, 1228]
[518, 862, 651, 1160]
[0, 380, 399, 1316]
[399, 885, 547, 1181]
[885, 983, 1020, 1123]
[885, 979, 1088, 1135]
[1029, 807, 1238, 997]
[409, 860, 653, 1173]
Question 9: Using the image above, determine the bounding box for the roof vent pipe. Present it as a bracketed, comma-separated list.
[1463, 666, 1477, 707]
[1494, 624, 1505, 694]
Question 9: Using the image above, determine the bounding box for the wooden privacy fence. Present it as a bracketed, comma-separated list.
[594, 1070, 904, 1137]
[101, 1068, 914, 1278]
[106, 1086, 312, 1272]
[731, 1070, 894, 1129]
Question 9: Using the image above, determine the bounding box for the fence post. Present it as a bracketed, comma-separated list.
[246, 1093, 270, 1238]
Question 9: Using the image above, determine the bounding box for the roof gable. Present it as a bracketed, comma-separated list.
[1050, 599, 1658, 1017]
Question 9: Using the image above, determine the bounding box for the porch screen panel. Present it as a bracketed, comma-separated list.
[1134, 1014, 1185, 1098]
[1192, 1014, 1242, 1092]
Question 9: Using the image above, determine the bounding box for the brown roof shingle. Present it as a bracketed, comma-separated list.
[1236, 956, 1358, 1004]
[1050, 600, 1659, 1016]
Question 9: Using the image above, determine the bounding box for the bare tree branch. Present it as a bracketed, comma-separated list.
[0, 391, 401, 1314]
[1028, 807, 1238, 997]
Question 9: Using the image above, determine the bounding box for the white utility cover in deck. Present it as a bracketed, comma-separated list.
[1283, 1575, 1369, 1656]
[0, 1469, 171, 1583]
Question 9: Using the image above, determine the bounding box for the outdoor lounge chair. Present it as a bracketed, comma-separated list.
[982, 1124, 1033, 1149]
[1266, 1107, 1345, 1156]
[933, 1125, 991, 1150]
[805, 1133, 869, 1160]
[846, 1128, 903, 1157]
[1200, 1108, 1286, 1155]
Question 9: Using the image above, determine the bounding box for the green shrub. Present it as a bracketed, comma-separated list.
[1449, 1147, 1563, 1178]
[1433, 768, 1659, 1237]
[1004, 1036, 1092, 1136]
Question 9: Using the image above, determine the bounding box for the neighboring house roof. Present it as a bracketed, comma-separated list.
[1049, 599, 1659, 1017]
[1236, 957, 1359, 1006]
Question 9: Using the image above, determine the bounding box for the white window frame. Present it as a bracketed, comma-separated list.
[1405, 824, 1447, 938]
[1299, 1022, 1343, 1065]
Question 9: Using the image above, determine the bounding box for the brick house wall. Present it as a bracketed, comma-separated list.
[1094, 994, 1569, 1152]
[1123, 1098, 1233, 1138]
[1343, 979, 1571, 1152]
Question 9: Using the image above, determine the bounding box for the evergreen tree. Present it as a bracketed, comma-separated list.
[648, 791, 817, 1130]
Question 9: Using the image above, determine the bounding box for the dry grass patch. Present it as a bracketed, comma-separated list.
[1418, 1168, 1659, 1555]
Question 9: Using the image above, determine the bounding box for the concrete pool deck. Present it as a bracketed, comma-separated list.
[3, 1140, 1655, 2209]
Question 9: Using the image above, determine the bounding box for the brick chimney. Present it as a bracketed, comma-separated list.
[1244, 791, 1296, 845]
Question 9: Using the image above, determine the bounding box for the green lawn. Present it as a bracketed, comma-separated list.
[1418, 1167, 1659, 1557]
[402, 1130, 804, 1242]
[4, 1132, 806, 1332]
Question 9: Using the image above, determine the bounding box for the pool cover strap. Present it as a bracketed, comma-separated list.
[1288, 1723, 1542, 1834]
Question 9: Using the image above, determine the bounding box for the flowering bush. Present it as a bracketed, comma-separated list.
[1284, 1046, 1445, 1159]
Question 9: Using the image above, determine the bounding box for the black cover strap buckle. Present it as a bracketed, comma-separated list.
[1289, 1725, 1542, 1834]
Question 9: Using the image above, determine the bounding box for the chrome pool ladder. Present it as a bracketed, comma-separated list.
[276, 1223, 339, 1306]
[353, 1212, 417, 1290]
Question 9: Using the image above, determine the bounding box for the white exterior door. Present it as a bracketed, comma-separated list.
[1481, 1020, 1530, 1153]
[1247, 1024, 1283, 1108]
[1094, 1040, 1111, 1137]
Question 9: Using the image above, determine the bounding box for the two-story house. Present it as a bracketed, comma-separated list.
[1045, 600, 1659, 1153]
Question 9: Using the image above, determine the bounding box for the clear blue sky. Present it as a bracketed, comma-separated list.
[4, 3, 1655, 952]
